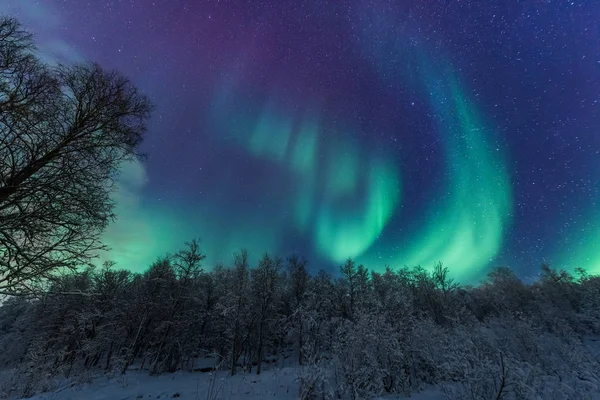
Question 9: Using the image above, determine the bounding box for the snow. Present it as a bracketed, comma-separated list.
[23, 367, 300, 400]
[19, 367, 446, 400]
[378, 388, 446, 400]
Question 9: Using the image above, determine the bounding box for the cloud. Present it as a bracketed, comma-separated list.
[0, 1, 82, 65]
[0, 1, 62, 27]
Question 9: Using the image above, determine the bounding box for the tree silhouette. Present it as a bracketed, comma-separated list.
[0, 16, 153, 295]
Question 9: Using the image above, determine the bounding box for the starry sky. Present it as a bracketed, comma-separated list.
[2, 0, 599, 281]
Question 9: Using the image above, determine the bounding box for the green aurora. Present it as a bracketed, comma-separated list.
[210, 86, 402, 264]
[103, 26, 514, 279]
[348, 8, 513, 280]
[8, 0, 596, 281]
[95, 4, 596, 281]
[206, 66, 513, 281]
[359, 71, 513, 281]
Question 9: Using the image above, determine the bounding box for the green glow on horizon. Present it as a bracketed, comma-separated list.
[558, 184, 600, 275]
[567, 226, 600, 275]
[100, 159, 285, 272]
[101, 196, 283, 272]
[99, 161, 189, 271]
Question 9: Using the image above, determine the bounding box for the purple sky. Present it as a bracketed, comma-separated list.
[2, 0, 599, 280]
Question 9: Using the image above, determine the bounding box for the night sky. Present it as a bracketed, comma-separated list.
[3, 0, 599, 281]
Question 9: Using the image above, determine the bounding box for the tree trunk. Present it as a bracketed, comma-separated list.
[245, 345, 252, 373]
[298, 319, 303, 365]
[256, 320, 264, 375]
[150, 324, 171, 375]
[104, 342, 113, 371]
[230, 319, 240, 376]
[65, 354, 76, 379]
[122, 312, 147, 374]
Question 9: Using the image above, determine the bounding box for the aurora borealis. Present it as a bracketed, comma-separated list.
[2, 0, 598, 280]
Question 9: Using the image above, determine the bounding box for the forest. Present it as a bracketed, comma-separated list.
[0, 242, 599, 399]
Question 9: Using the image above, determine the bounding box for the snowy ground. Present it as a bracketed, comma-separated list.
[12, 336, 600, 400]
[19, 367, 445, 400]
[23, 367, 299, 400]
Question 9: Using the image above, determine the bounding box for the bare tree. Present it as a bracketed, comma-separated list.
[340, 258, 358, 319]
[0, 16, 153, 295]
[222, 249, 251, 376]
[287, 255, 308, 364]
[251, 253, 281, 375]
[173, 239, 206, 281]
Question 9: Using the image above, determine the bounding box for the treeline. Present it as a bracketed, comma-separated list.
[0, 240, 599, 399]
